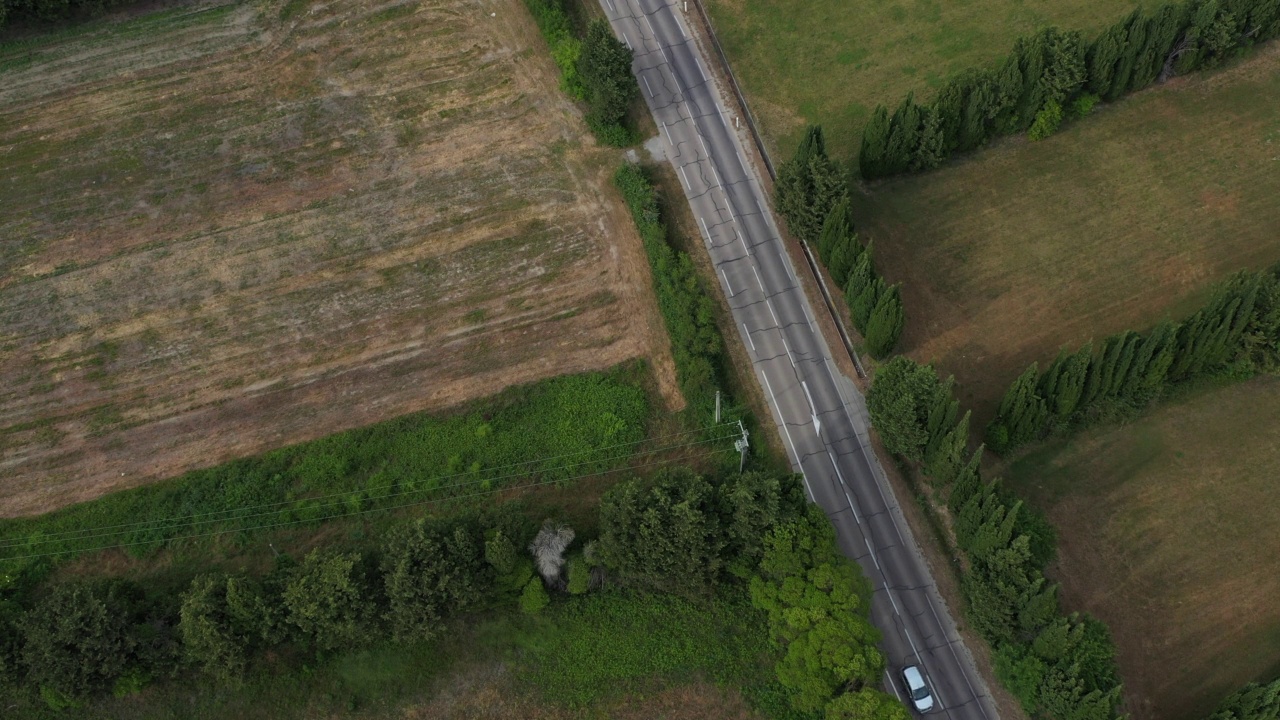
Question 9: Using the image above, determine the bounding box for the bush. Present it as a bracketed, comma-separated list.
[19, 583, 135, 700]
[566, 556, 591, 595]
[1069, 92, 1100, 119]
[519, 577, 550, 615]
[1027, 99, 1064, 140]
[283, 550, 375, 653]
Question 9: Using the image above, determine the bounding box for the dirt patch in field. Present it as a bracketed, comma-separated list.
[0, 0, 679, 517]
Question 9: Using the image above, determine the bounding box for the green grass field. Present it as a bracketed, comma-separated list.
[852, 44, 1280, 419]
[1004, 376, 1280, 720]
[706, 0, 1161, 160]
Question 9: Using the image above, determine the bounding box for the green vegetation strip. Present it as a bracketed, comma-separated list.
[860, 0, 1280, 178]
[613, 164, 735, 422]
[0, 368, 649, 567]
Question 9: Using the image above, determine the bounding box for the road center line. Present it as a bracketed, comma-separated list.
[800, 380, 815, 414]
[864, 537, 881, 570]
[766, 299, 779, 327]
[750, 265, 765, 294]
[780, 335, 795, 368]
[760, 370, 808, 494]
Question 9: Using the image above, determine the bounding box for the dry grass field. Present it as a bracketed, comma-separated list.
[706, 0, 1162, 160]
[1004, 376, 1280, 720]
[853, 44, 1280, 419]
[0, 0, 675, 517]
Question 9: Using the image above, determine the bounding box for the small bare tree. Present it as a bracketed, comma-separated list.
[528, 521, 575, 591]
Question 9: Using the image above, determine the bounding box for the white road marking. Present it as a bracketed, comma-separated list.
[766, 299, 780, 327]
[719, 268, 735, 296]
[697, 132, 711, 157]
[760, 370, 809, 496]
[829, 452, 846, 486]
[843, 490, 860, 525]
[751, 265, 765, 293]
[864, 537, 881, 570]
[606, 0, 614, 10]
[903, 626, 922, 663]
[800, 380, 815, 414]
[679, 165, 690, 190]
[742, 324, 756, 352]
[780, 252, 795, 283]
[643, 75, 654, 97]
[756, 198, 765, 216]
[885, 584, 900, 614]
[698, 216, 711, 243]
[622, 33, 632, 50]
[710, 163, 722, 187]
[644, 13, 657, 38]
[661, 119, 673, 144]
[693, 55, 708, 83]
[780, 335, 795, 368]
[886, 671, 903, 703]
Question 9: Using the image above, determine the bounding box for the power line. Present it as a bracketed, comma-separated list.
[0, 423, 737, 550]
[0, 443, 734, 563]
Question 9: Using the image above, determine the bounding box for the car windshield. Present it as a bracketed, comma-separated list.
[912, 685, 930, 701]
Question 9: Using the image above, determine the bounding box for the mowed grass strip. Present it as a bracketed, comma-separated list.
[705, 0, 1160, 159]
[1003, 375, 1280, 720]
[853, 44, 1280, 419]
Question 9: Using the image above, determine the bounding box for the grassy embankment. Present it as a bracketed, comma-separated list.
[1004, 375, 1280, 720]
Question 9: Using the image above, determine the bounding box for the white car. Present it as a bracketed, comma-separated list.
[901, 665, 935, 713]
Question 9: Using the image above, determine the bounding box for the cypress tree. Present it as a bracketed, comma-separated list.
[1039, 28, 1088, 104]
[807, 151, 849, 243]
[912, 106, 946, 171]
[959, 72, 996, 151]
[1120, 322, 1172, 400]
[866, 285, 905, 358]
[925, 411, 971, 486]
[1013, 31, 1050, 130]
[1038, 350, 1069, 407]
[924, 375, 960, 452]
[1106, 332, 1141, 398]
[883, 95, 923, 176]
[931, 71, 976, 152]
[844, 245, 875, 306]
[969, 500, 1022, 561]
[859, 106, 892, 179]
[955, 482, 1001, 553]
[817, 197, 853, 264]
[991, 55, 1024, 130]
[948, 447, 985, 513]
[1084, 334, 1124, 405]
[1131, 5, 1186, 92]
[1140, 322, 1178, 392]
[996, 362, 1049, 447]
[851, 275, 885, 333]
[826, 240, 849, 288]
[1053, 344, 1093, 418]
[1110, 11, 1148, 100]
[828, 234, 861, 284]
[1087, 21, 1128, 97]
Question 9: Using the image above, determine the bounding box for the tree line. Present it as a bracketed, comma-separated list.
[0, 0, 134, 30]
[775, 125, 905, 358]
[988, 265, 1280, 453]
[860, 0, 1280, 179]
[0, 467, 911, 717]
[868, 356, 1124, 719]
[525, 0, 639, 147]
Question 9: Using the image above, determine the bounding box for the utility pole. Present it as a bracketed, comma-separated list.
[734, 420, 749, 472]
[714, 389, 721, 423]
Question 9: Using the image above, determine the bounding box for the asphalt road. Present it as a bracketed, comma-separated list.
[596, 1, 1000, 717]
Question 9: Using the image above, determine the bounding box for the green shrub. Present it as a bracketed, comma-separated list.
[1069, 92, 1100, 119]
[566, 556, 591, 595]
[519, 577, 550, 615]
[1028, 99, 1063, 140]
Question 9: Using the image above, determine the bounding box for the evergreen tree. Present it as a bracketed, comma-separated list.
[817, 197, 854, 264]
[284, 550, 375, 653]
[866, 357, 947, 461]
[851, 275, 885, 333]
[1106, 332, 1141, 398]
[959, 72, 997, 151]
[1052, 344, 1093, 418]
[930, 72, 976, 152]
[1207, 678, 1280, 720]
[859, 106, 892, 179]
[1110, 11, 1148, 100]
[883, 95, 923, 175]
[924, 411, 971, 486]
[1087, 21, 1128, 97]
[991, 55, 1025, 129]
[865, 285, 905, 358]
[1131, 5, 1186, 92]
[382, 520, 487, 642]
[1039, 28, 1088, 104]
[829, 234, 861, 284]
[1084, 334, 1125, 405]
[844, 246, 875, 312]
[923, 375, 960, 454]
[1012, 31, 1051, 130]
[992, 362, 1049, 449]
[776, 126, 848, 244]
[948, 447, 986, 513]
[912, 106, 946, 171]
[969, 500, 1022, 561]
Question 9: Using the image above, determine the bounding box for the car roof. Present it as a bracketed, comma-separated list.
[903, 665, 925, 689]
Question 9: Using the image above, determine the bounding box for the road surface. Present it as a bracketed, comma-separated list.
[596, 1, 1000, 717]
